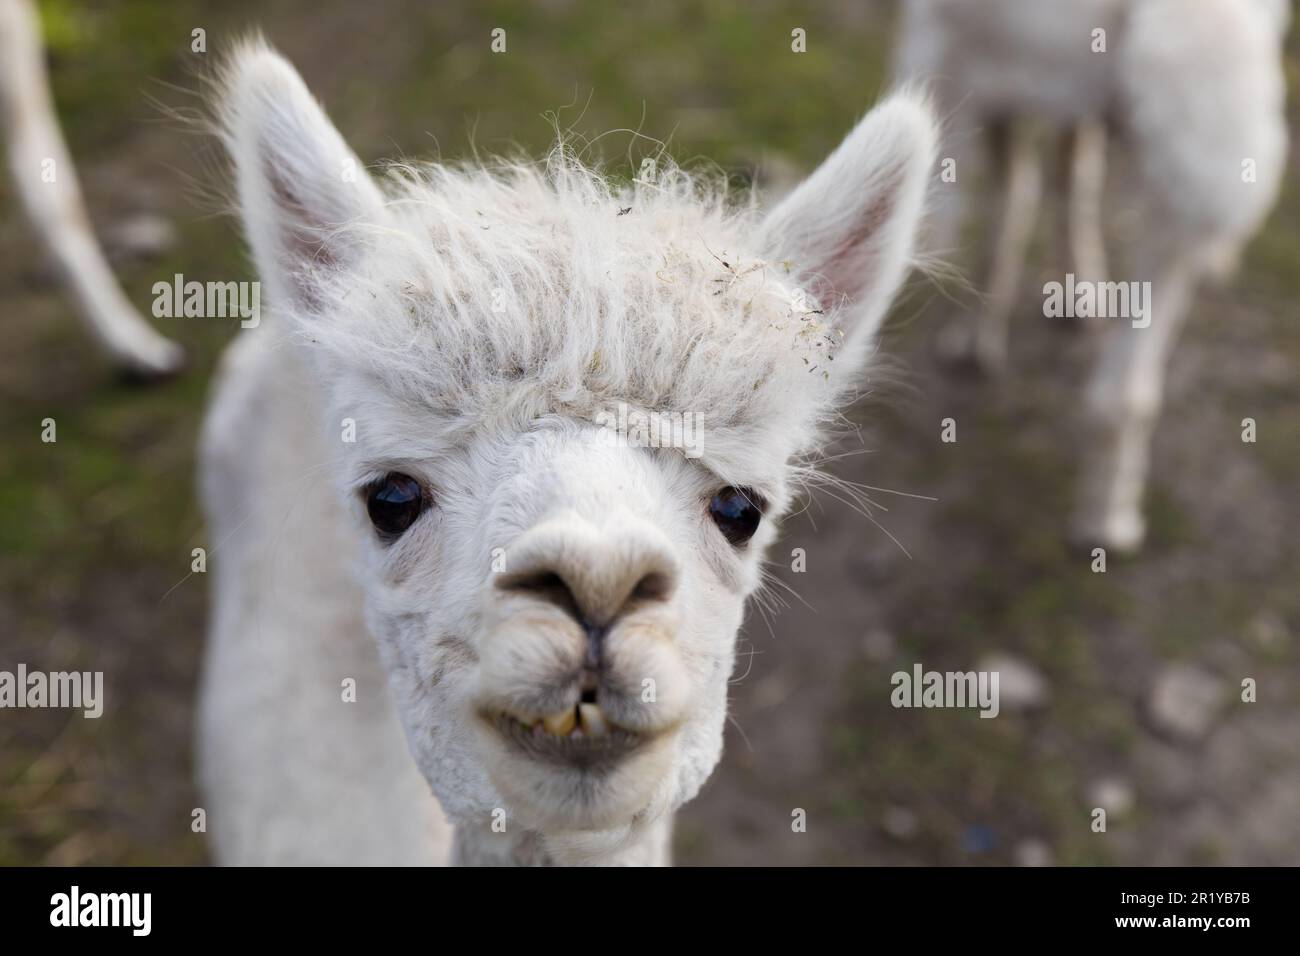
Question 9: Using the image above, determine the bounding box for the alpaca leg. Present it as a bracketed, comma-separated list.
[1066, 117, 1108, 293]
[973, 120, 1042, 372]
[0, 0, 183, 376]
[1071, 253, 1197, 552]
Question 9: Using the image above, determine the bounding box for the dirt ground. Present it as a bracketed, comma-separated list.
[2, 0, 1299, 866]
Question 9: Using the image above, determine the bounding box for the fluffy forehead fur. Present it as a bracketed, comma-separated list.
[306, 155, 843, 478]
[216, 38, 936, 488]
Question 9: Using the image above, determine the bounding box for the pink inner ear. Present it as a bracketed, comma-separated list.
[263, 156, 335, 257]
[812, 161, 905, 309]
[260, 151, 345, 310]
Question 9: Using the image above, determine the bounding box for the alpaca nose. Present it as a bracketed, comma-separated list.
[495, 516, 679, 662]
[503, 569, 672, 669]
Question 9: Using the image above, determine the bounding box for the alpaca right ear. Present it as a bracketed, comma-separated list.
[219, 41, 387, 313]
[758, 93, 936, 374]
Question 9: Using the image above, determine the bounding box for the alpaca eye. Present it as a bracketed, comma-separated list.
[366, 473, 426, 537]
[708, 487, 763, 546]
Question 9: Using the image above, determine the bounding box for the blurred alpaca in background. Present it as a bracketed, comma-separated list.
[0, 0, 182, 376]
[897, 0, 1289, 551]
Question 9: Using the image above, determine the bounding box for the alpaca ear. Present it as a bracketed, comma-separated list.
[759, 94, 937, 367]
[219, 41, 387, 313]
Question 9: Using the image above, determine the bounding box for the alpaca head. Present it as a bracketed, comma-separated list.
[219, 42, 934, 849]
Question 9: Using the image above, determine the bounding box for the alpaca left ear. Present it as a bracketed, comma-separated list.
[219, 40, 388, 314]
[759, 93, 937, 368]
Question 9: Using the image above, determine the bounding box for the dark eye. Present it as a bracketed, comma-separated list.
[707, 486, 763, 546]
[366, 473, 426, 537]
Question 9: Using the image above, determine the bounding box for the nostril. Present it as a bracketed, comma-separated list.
[630, 570, 673, 604]
[498, 570, 581, 621]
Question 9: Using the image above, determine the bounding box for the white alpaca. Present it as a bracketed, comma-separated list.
[0, 0, 183, 376]
[897, 0, 1289, 550]
[195, 41, 936, 865]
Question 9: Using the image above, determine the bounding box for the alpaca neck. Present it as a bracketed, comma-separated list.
[451, 814, 674, 866]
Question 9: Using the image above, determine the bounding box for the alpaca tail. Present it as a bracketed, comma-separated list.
[0, 0, 184, 377]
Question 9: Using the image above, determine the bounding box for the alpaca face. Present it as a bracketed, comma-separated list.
[220, 43, 935, 844]
[315, 286, 812, 833]
[342, 410, 778, 833]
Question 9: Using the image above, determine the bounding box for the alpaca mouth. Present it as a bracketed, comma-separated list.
[486, 704, 648, 769]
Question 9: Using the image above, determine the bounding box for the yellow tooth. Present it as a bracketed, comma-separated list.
[542, 709, 576, 736]
[578, 703, 607, 737]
